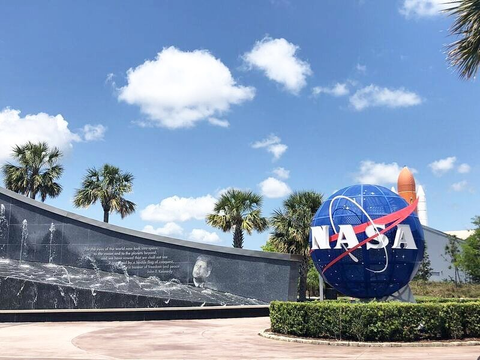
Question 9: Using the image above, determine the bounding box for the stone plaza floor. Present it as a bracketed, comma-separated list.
[0, 317, 478, 359]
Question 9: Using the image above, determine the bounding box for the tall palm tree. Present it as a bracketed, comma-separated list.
[447, 0, 480, 79]
[2, 141, 64, 202]
[269, 191, 323, 302]
[73, 164, 136, 223]
[206, 189, 268, 248]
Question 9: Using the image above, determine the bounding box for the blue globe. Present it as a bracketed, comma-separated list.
[310, 184, 424, 299]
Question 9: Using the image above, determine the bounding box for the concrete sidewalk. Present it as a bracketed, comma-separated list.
[0, 317, 478, 359]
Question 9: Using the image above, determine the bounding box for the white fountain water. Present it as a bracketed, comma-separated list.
[114, 261, 130, 283]
[19, 219, 28, 263]
[48, 223, 56, 263]
[81, 255, 101, 279]
[0, 204, 8, 241]
[60, 266, 71, 284]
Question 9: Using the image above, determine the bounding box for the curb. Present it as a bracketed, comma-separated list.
[259, 330, 480, 347]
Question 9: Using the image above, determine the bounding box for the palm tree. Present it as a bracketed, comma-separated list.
[2, 141, 64, 201]
[269, 191, 323, 302]
[447, 0, 480, 79]
[206, 189, 268, 248]
[73, 164, 136, 223]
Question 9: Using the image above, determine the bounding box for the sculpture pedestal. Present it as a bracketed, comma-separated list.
[380, 285, 416, 303]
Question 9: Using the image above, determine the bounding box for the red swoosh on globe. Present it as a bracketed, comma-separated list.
[320, 199, 418, 274]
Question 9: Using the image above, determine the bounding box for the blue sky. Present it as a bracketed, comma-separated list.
[0, 0, 478, 250]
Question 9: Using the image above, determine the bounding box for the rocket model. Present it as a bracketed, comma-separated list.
[395, 166, 428, 226]
[397, 167, 417, 205]
[416, 185, 428, 226]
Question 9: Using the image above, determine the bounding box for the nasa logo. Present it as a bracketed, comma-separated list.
[309, 184, 425, 299]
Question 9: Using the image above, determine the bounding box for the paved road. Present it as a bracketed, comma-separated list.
[0, 317, 478, 359]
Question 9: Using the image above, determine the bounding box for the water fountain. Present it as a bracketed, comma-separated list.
[19, 219, 28, 263]
[0, 187, 300, 315]
[48, 223, 56, 264]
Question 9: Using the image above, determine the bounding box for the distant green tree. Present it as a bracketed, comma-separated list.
[414, 243, 433, 281]
[206, 189, 268, 248]
[306, 258, 320, 298]
[269, 191, 323, 302]
[443, 235, 462, 284]
[73, 164, 136, 223]
[457, 216, 480, 283]
[261, 238, 280, 253]
[2, 141, 64, 202]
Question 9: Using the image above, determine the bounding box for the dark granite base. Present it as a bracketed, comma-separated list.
[0, 259, 265, 310]
[0, 305, 270, 322]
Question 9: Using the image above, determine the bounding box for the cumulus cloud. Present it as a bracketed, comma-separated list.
[140, 194, 216, 222]
[259, 177, 292, 198]
[273, 167, 290, 179]
[0, 108, 104, 163]
[118, 47, 255, 129]
[354, 161, 416, 185]
[349, 85, 422, 111]
[458, 163, 471, 174]
[312, 83, 349, 97]
[80, 124, 107, 141]
[451, 180, 468, 192]
[142, 222, 184, 237]
[429, 156, 456, 176]
[252, 134, 288, 161]
[243, 37, 312, 94]
[188, 229, 221, 243]
[400, 0, 449, 18]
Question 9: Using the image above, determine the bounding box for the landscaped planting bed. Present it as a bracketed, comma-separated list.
[270, 299, 480, 342]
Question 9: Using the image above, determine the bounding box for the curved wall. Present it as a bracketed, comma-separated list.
[0, 188, 299, 302]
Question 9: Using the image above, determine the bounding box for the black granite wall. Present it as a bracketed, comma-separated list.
[0, 188, 299, 303]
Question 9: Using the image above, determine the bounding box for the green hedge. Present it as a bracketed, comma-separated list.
[270, 300, 480, 342]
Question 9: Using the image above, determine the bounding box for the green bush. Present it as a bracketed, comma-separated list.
[270, 300, 480, 342]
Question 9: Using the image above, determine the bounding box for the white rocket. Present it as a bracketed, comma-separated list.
[417, 185, 428, 226]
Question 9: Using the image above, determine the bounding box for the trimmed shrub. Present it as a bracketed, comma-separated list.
[270, 300, 480, 342]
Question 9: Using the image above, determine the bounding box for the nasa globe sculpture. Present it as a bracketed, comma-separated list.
[309, 184, 424, 299]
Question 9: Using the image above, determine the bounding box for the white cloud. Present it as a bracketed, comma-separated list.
[252, 134, 288, 161]
[354, 161, 416, 185]
[451, 180, 468, 192]
[349, 85, 422, 111]
[188, 229, 221, 243]
[118, 47, 255, 129]
[243, 37, 312, 94]
[105, 73, 116, 87]
[252, 134, 281, 148]
[259, 177, 292, 198]
[0, 108, 84, 163]
[207, 117, 230, 128]
[268, 144, 288, 160]
[140, 194, 216, 222]
[80, 124, 107, 141]
[356, 64, 367, 74]
[458, 163, 471, 174]
[273, 167, 290, 179]
[400, 0, 449, 18]
[429, 156, 456, 176]
[312, 83, 349, 97]
[142, 222, 184, 237]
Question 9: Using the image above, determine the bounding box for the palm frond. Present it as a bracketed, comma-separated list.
[446, 0, 480, 79]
